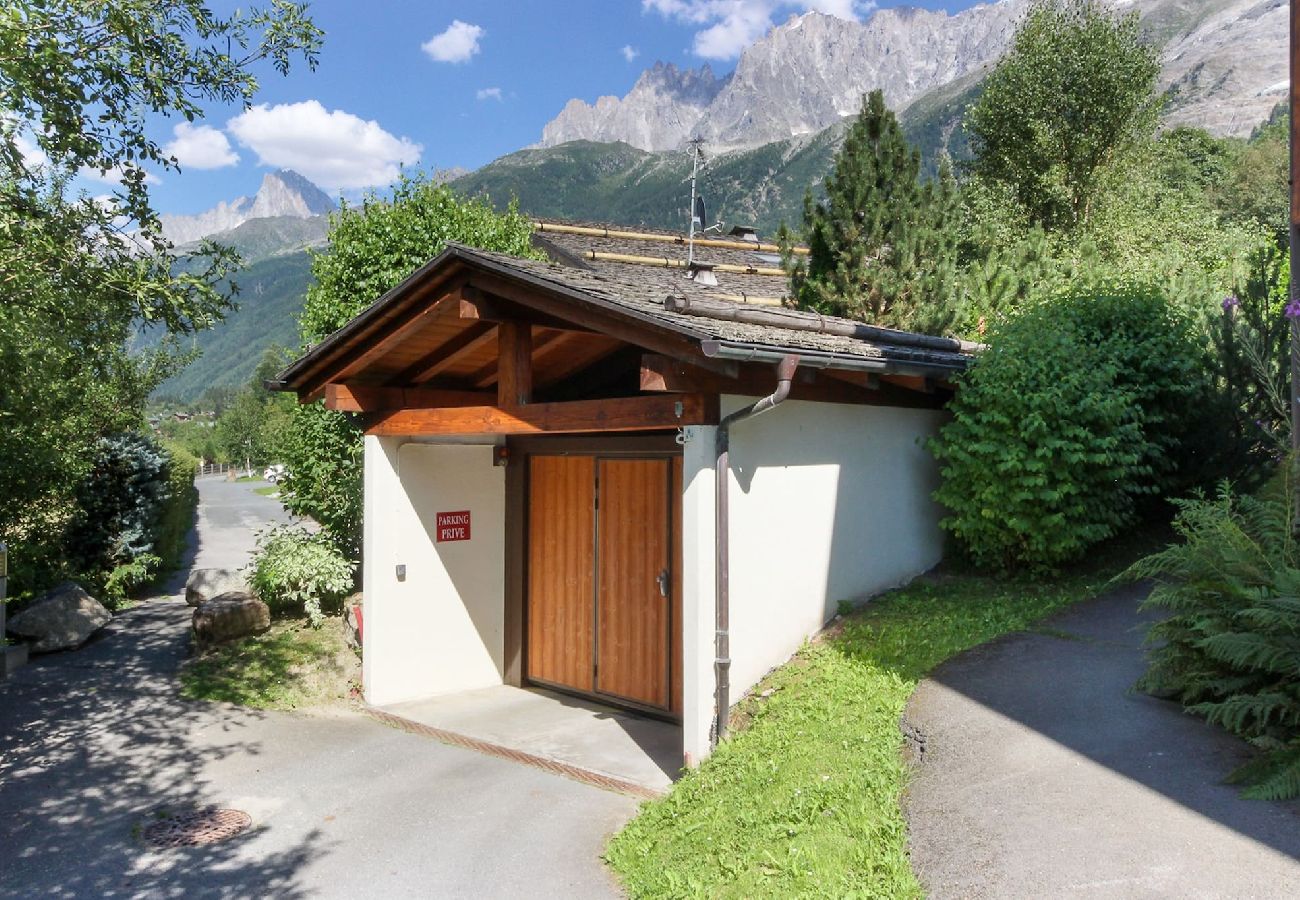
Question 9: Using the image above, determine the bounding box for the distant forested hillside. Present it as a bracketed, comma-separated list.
[149, 250, 313, 402]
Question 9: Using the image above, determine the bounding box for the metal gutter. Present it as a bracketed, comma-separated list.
[713, 355, 800, 746]
[701, 339, 967, 377]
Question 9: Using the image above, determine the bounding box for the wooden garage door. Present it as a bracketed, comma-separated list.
[526, 454, 679, 715]
[526, 456, 595, 693]
[595, 459, 671, 708]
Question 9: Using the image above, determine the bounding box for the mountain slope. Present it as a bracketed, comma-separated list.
[151, 250, 314, 402]
[452, 91, 966, 236]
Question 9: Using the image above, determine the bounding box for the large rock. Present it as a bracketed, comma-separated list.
[185, 568, 249, 607]
[7, 582, 111, 653]
[192, 591, 270, 648]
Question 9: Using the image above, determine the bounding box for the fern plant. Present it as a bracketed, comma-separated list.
[1121, 471, 1300, 799]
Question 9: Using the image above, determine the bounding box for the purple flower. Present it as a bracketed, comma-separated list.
[1287, 300, 1300, 320]
[1222, 294, 1240, 311]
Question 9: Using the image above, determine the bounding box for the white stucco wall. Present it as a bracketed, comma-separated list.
[362, 437, 506, 706]
[679, 398, 947, 763]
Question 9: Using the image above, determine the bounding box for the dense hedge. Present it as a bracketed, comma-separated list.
[153, 442, 199, 584]
[931, 286, 1215, 572]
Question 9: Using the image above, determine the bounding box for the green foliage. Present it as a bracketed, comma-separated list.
[282, 173, 542, 555]
[0, 0, 318, 597]
[277, 403, 365, 558]
[783, 90, 960, 334]
[248, 526, 355, 627]
[1, 0, 321, 234]
[212, 347, 295, 467]
[932, 286, 1214, 571]
[154, 442, 199, 583]
[966, 0, 1160, 231]
[608, 540, 1140, 896]
[65, 433, 171, 599]
[1120, 478, 1300, 799]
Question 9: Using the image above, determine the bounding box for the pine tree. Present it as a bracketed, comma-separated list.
[781, 90, 960, 335]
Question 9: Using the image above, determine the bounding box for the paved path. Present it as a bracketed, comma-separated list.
[904, 584, 1300, 899]
[1, 478, 636, 898]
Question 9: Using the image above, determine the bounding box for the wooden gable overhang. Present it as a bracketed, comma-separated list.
[269, 243, 959, 437]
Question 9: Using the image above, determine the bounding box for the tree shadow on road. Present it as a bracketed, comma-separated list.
[0, 600, 331, 898]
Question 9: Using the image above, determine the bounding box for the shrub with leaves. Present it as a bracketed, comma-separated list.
[248, 526, 355, 627]
[1120, 477, 1300, 799]
[931, 285, 1214, 571]
[65, 432, 171, 603]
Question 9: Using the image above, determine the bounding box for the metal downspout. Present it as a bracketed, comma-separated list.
[714, 354, 799, 746]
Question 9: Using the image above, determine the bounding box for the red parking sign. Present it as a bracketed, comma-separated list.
[436, 510, 471, 542]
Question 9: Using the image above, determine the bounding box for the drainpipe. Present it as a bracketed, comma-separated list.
[714, 354, 799, 745]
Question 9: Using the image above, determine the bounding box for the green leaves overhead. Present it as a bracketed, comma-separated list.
[966, 0, 1160, 231]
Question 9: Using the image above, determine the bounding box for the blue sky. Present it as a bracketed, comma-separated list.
[144, 0, 978, 215]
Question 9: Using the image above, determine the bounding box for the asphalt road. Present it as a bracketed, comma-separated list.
[0, 477, 637, 899]
[904, 584, 1300, 899]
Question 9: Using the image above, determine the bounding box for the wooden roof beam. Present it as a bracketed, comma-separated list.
[459, 287, 597, 333]
[324, 384, 493, 413]
[366, 393, 719, 437]
[389, 321, 498, 386]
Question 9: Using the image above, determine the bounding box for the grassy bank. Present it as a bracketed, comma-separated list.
[180, 618, 360, 710]
[606, 536, 1161, 898]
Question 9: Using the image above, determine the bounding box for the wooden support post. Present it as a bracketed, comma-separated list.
[497, 321, 533, 408]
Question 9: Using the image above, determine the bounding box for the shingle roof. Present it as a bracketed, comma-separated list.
[450, 242, 970, 373]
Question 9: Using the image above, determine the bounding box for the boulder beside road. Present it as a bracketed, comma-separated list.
[185, 568, 249, 607]
[6, 582, 111, 653]
[192, 591, 270, 648]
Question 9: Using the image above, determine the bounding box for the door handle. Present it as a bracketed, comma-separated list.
[656, 569, 670, 598]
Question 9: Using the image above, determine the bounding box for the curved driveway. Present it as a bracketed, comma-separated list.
[904, 584, 1300, 898]
[0, 477, 636, 898]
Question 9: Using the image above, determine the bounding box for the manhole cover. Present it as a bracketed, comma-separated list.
[142, 808, 252, 848]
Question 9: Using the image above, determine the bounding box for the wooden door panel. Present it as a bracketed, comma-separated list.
[527, 455, 594, 693]
[596, 458, 670, 709]
[671, 456, 683, 716]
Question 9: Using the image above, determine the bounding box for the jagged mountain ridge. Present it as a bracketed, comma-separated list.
[160, 169, 335, 246]
[539, 0, 1285, 150]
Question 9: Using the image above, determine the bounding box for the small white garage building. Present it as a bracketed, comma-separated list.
[273, 231, 971, 769]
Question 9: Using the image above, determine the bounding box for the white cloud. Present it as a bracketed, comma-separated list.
[422, 20, 484, 63]
[226, 100, 422, 191]
[476, 87, 503, 102]
[643, 0, 872, 59]
[163, 122, 239, 169]
[621, 44, 641, 63]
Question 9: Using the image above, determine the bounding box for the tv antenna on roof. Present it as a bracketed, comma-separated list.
[686, 137, 722, 267]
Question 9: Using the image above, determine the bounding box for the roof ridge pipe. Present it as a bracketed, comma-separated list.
[714, 354, 799, 746]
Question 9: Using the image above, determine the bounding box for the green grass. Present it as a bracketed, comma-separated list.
[253, 485, 279, 496]
[180, 617, 360, 710]
[605, 532, 1165, 898]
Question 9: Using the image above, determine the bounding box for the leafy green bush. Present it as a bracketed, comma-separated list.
[154, 442, 199, 581]
[1121, 477, 1300, 799]
[931, 285, 1214, 571]
[248, 526, 355, 627]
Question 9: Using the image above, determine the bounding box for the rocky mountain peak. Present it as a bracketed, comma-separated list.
[538, 60, 730, 152]
[160, 169, 335, 246]
[534, 0, 1283, 153]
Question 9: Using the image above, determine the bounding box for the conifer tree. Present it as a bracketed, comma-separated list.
[782, 90, 960, 335]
